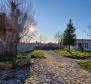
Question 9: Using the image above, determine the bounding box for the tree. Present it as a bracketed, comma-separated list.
[78, 43, 84, 52]
[7, 0, 36, 40]
[0, 0, 36, 60]
[63, 19, 76, 52]
[55, 32, 63, 49]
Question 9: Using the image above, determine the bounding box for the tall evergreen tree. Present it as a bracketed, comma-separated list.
[63, 19, 76, 52]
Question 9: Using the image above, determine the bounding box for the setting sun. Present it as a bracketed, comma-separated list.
[28, 25, 37, 33]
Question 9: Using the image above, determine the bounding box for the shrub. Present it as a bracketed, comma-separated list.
[0, 50, 45, 69]
[16, 52, 30, 59]
[31, 50, 44, 58]
[55, 50, 91, 59]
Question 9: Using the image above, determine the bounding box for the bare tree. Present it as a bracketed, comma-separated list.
[55, 32, 63, 49]
[7, 0, 36, 40]
[0, 0, 36, 60]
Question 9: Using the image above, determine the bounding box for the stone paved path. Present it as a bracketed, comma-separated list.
[25, 51, 91, 84]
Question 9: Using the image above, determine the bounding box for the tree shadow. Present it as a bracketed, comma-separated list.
[0, 65, 31, 84]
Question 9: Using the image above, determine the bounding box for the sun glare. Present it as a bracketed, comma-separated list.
[29, 25, 37, 33]
[30, 27, 35, 32]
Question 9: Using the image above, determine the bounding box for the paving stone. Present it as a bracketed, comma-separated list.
[25, 51, 91, 84]
[1, 51, 91, 84]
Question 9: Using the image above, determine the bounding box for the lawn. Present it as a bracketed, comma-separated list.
[77, 60, 91, 72]
[55, 50, 91, 59]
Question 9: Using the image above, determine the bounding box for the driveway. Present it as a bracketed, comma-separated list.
[25, 51, 91, 84]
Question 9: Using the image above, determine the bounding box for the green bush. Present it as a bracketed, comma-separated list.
[31, 50, 44, 58]
[55, 50, 91, 59]
[77, 60, 91, 72]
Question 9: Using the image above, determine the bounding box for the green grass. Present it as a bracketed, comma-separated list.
[31, 50, 45, 58]
[55, 50, 91, 59]
[0, 50, 45, 69]
[17, 50, 45, 58]
[77, 60, 91, 72]
[17, 52, 30, 59]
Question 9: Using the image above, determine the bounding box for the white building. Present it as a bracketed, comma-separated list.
[73, 39, 91, 51]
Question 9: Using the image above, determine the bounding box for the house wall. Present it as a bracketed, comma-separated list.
[73, 39, 91, 51]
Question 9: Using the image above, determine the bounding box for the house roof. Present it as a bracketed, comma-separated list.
[77, 39, 91, 41]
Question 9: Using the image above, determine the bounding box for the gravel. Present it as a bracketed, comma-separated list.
[25, 51, 91, 84]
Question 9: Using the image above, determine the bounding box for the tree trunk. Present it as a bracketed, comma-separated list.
[58, 42, 60, 50]
[11, 43, 17, 58]
[1, 42, 17, 61]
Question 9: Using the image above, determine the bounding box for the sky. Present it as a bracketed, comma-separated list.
[0, 0, 91, 43]
[32, 0, 91, 43]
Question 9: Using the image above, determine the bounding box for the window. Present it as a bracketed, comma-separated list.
[78, 43, 88, 49]
[84, 43, 88, 48]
